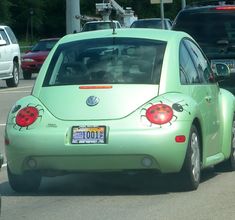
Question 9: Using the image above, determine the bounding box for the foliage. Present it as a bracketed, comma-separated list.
[0, 0, 12, 25]
[0, 0, 208, 42]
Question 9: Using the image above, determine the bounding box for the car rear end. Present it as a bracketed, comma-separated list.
[172, 2, 235, 94]
[5, 30, 191, 176]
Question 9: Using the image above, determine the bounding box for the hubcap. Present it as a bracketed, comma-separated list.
[13, 65, 19, 84]
[191, 132, 200, 181]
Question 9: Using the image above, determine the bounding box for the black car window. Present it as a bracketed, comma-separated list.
[173, 10, 235, 45]
[179, 41, 200, 85]
[43, 38, 166, 86]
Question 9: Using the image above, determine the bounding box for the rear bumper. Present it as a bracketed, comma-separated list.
[6, 121, 191, 175]
[21, 62, 42, 73]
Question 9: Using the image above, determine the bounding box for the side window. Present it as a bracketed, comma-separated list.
[179, 41, 200, 85]
[0, 29, 10, 45]
[184, 39, 214, 83]
[5, 26, 18, 44]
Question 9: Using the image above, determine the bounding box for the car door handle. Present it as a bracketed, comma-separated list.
[205, 95, 212, 103]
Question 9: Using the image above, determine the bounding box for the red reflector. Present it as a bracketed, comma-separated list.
[215, 6, 235, 10]
[146, 104, 173, 125]
[175, 135, 186, 143]
[16, 106, 39, 127]
[79, 85, 113, 89]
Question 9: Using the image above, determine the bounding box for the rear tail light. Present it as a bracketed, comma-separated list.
[215, 6, 235, 10]
[146, 104, 173, 125]
[16, 106, 39, 127]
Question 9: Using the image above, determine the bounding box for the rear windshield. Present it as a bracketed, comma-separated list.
[43, 38, 166, 86]
[32, 39, 59, 52]
[131, 20, 163, 28]
[82, 22, 119, 32]
[173, 10, 235, 45]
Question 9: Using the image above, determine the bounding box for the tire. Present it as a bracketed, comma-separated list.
[215, 115, 235, 171]
[180, 125, 201, 191]
[23, 71, 32, 80]
[7, 166, 41, 193]
[5, 61, 19, 87]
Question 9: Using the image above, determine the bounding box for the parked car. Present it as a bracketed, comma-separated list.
[5, 28, 235, 192]
[21, 38, 60, 79]
[172, 1, 235, 94]
[0, 25, 20, 87]
[130, 18, 172, 29]
[81, 20, 122, 32]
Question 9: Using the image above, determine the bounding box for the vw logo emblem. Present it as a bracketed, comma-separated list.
[86, 96, 100, 106]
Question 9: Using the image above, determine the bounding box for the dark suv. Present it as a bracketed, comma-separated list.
[172, 0, 235, 94]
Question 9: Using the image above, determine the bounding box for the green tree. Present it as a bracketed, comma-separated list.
[0, 0, 12, 24]
[10, 0, 46, 41]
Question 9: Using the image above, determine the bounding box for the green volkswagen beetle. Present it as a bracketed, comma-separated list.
[5, 28, 235, 192]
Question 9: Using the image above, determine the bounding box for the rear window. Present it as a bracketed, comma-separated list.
[32, 39, 59, 52]
[173, 10, 235, 45]
[131, 20, 163, 28]
[43, 38, 166, 86]
[82, 22, 120, 32]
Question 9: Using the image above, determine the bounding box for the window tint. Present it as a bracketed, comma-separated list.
[179, 41, 200, 84]
[31, 40, 58, 52]
[43, 38, 166, 86]
[174, 11, 235, 45]
[184, 39, 213, 83]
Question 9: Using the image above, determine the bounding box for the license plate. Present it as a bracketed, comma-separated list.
[71, 126, 106, 144]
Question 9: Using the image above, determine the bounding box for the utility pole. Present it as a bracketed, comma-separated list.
[182, 0, 186, 9]
[66, 0, 81, 34]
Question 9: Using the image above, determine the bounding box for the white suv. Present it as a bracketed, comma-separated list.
[0, 25, 20, 87]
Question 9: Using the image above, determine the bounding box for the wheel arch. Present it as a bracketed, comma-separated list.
[192, 118, 203, 165]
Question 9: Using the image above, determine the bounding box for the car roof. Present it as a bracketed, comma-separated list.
[133, 18, 171, 21]
[39, 38, 60, 41]
[59, 28, 190, 44]
[84, 20, 120, 24]
[183, 0, 235, 11]
[0, 25, 8, 29]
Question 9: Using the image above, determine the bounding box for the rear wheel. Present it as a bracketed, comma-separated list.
[6, 61, 19, 87]
[22, 71, 32, 80]
[180, 125, 201, 191]
[7, 166, 41, 193]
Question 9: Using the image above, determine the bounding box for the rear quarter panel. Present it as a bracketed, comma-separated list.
[219, 88, 235, 158]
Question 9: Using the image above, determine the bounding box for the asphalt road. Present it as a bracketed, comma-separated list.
[1, 77, 235, 220]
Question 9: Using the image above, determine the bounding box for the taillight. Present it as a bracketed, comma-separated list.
[215, 6, 235, 10]
[175, 135, 186, 143]
[16, 106, 39, 127]
[146, 104, 173, 125]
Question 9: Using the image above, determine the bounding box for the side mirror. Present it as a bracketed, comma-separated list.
[0, 39, 7, 46]
[214, 63, 230, 81]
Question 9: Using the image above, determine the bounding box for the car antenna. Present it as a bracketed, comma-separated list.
[111, 20, 117, 35]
